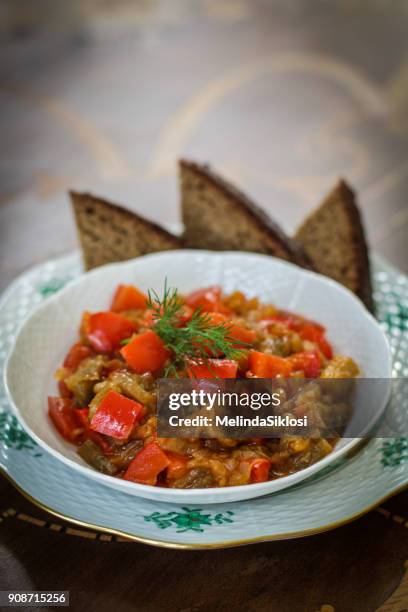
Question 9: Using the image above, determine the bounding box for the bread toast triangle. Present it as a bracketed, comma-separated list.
[70, 191, 182, 271]
[180, 159, 311, 268]
[295, 180, 373, 310]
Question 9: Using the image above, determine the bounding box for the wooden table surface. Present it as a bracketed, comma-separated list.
[1, 2, 407, 610]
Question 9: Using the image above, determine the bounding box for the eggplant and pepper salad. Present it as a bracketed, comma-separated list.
[49, 283, 359, 488]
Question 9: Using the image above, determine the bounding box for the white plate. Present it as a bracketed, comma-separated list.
[4, 250, 391, 503]
[0, 252, 406, 548]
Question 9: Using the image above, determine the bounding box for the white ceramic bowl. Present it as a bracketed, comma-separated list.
[4, 250, 392, 504]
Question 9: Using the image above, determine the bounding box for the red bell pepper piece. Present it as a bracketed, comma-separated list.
[143, 304, 193, 328]
[260, 312, 325, 333]
[207, 312, 256, 346]
[88, 312, 137, 352]
[206, 312, 225, 325]
[228, 325, 256, 346]
[166, 452, 189, 479]
[301, 317, 325, 333]
[111, 284, 147, 312]
[248, 351, 292, 378]
[250, 458, 271, 483]
[63, 343, 92, 371]
[185, 286, 231, 315]
[58, 379, 72, 399]
[289, 351, 321, 378]
[123, 442, 170, 485]
[74, 407, 90, 428]
[187, 358, 238, 379]
[80, 311, 91, 336]
[259, 312, 304, 331]
[248, 437, 265, 445]
[75, 407, 113, 454]
[176, 304, 193, 326]
[49, 402, 113, 451]
[48, 397, 83, 443]
[90, 390, 145, 440]
[300, 323, 333, 359]
[141, 309, 155, 327]
[87, 329, 113, 353]
[120, 330, 170, 373]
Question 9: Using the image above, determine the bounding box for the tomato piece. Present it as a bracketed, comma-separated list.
[88, 312, 137, 352]
[90, 390, 145, 440]
[185, 286, 231, 315]
[187, 358, 238, 379]
[111, 284, 147, 312]
[123, 442, 170, 485]
[166, 452, 189, 479]
[300, 323, 333, 359]
[289, 351, 321, 378]
[48, 397, 83, 443]
[250, 458, 271, 483]
[63, 343, 92, 371]
[120, 330, 170, 373]
[248, 351, 292, 378]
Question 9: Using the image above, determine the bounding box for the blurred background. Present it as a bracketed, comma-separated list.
[1, 0, 408, 291]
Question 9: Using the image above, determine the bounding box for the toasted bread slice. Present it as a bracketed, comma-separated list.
[70, 192, 182, 270]
[180, 160, 310, 267]
[295, 180, 373, 310]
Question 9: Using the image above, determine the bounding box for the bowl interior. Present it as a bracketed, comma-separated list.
[5, 250, 391, 501]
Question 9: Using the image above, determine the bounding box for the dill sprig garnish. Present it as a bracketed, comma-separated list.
[146, 281, 245, 376]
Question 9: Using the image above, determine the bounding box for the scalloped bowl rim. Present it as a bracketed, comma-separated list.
[4, 250, 392, 504]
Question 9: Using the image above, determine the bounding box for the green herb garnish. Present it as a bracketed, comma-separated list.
[147, 281, 245, 376]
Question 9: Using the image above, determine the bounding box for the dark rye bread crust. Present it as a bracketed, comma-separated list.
[295, 180, 373, 310]
[70, 191, 182, 270]
[180, 160, 311, 268]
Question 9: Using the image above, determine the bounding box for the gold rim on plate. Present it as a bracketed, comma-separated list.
[1, 465, 406, 550]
